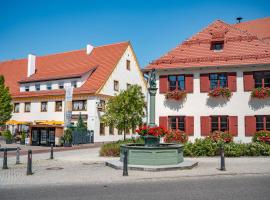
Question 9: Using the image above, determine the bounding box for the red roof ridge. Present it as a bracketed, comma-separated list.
[232, 17, 270, 26]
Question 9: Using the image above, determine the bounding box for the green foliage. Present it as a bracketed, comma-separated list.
[183, 137, 270, 157]
[21, 131, 26, 142]
[0, 75, 13, 126]
[3, 130, 13, 141]
[76, 113, 87, 132]
[252, 130, 270, 143]
[99, 137, 144, 157]
[102, 85, 145, 140]
[64, 128, 73, 143]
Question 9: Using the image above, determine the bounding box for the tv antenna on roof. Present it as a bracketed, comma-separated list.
[236, 17, 243, 23]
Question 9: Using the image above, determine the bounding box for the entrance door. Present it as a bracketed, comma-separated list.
[32, 128, 40, 145]
[40, 129, 48, 145]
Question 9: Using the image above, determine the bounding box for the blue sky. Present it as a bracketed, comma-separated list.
[0, 0, 270, 67]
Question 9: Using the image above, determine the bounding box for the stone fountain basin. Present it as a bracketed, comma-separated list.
[120, 143, 184, 166]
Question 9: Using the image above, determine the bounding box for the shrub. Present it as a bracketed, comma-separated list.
[3, 130, 13, 141]
[208, 131, 233, 143]
[189, 138, 219, 156]
[64, 128, 73, 143]
[99, 137, 143, 157]
[252, 130, 270, 144]
[164, 130, 188, 144]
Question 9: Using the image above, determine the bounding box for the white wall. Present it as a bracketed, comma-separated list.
[99, 45, 147, 96]
[154, 65, 270, 143]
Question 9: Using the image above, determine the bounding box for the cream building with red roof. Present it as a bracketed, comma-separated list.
[144, 17, 270, 143]
[0, 41, 146, 145]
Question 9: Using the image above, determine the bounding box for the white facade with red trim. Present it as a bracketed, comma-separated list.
[153, 65, 270, 143]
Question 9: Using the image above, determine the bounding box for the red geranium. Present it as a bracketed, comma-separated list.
[251, 87, 270, 99]
[164, 130, 188, 144]
[136, 126, 166, 137]
[208, 87, 232, 99]
[165, 90, 187, 101]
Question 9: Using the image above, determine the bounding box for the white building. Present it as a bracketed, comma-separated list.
[144, 17, 270, 143]
[0, 41, 146, 145]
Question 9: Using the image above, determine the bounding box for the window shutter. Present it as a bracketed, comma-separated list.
[243, 72, 254, 91]
[200, 74, 210, 92]
[185, 74, 193, 93]
[227, 72, 237, 92]
[245, 116, 256, 136]
[159, 75, 168, 94]
[201, 116, 211, 136]
[159, 116, 168, 130]
[185, 116, 194, 136]
[229, 116, 238, 136]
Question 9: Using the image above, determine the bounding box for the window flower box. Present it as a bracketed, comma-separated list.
[208, 87, 232, 99]
[165, 90, 187, 101]
[164, 130, 188, 144]
[251, 87, 270, 99]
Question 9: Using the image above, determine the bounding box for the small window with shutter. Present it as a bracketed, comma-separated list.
[168, 116, 185, 131]
[211, 116, 228, 132]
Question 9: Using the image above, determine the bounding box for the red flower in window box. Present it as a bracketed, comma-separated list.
[251, 87, 270, 99]
[164, 130, 188, 144]
[165, 90, 187, 101]
[252, 130, 270, 144]
[208, 87, 232, 99]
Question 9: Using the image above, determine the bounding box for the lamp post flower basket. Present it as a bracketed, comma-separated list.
[164, 130, 188, 144]
[135, 125, 166, 147]
[165, 90, 187, 101]
[208, 87, 232, 99]
[251, 87, 270, 99]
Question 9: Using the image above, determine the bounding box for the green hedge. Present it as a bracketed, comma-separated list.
[183, 138, 270, 157]
[100, 137, 270, 157]
[99, 137, 143, 157]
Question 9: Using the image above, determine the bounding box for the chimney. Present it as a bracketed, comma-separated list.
[27, 54, 36, 77]
[236, 17, 243, 23]
[86, 44, 94, 55]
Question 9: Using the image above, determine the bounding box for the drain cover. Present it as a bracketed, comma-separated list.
[46, 167, 64, 170]
[82, 162, 99, 166]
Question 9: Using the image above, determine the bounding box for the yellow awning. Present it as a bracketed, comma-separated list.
[35, 120, 64, 125]
[6, 120, 32, 125]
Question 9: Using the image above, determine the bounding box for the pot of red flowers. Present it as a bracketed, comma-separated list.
[251, 87, 270, 99]
[164, 130, 188, 144]
[165, 90, 187, 101]
[208, 87, 232, 99]
[135, 125, 166, 147]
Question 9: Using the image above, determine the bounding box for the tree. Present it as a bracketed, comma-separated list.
[0, 75, 13, 126]
[76, 112, 87, 132]
[102, 85, 145, 140]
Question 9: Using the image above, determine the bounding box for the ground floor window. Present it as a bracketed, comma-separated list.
[100, 123, 105, 135]
[211, 116, 228, 132]
[256, 115, 270, 131]
[168, 116, 185, 131]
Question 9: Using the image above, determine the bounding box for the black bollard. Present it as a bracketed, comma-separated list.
[123, 150, 128, 176]
[50, 144, 54, 159]
[16, 147, 21, 164]
[2, 148, 8, 169]
[220, 145, 226, 171]
[27, 150, 33, 175]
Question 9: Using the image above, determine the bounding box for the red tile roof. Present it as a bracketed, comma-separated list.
[145, 18, 270, 71]
[0, 41, 130, 98]
[233, 17, 270, 43]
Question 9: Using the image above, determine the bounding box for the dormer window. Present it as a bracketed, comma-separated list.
[59, 82, 64, 89]
[211, 41, 224, 51]
[126, 60, 131, 71]
[35, 84, 40, 91]
[47, 83, 52, 90]
[25, 85, 30, 92]
[72, 81, 77, 88]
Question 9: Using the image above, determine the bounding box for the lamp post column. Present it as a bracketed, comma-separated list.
[148, 87, 157, 127]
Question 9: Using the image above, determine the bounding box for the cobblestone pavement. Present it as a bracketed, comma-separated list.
[1, 148, 270, 189]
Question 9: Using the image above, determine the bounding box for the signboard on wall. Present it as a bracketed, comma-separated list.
[64, 86, 73, 128]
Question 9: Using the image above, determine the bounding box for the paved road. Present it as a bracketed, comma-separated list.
[1, 174, 269, 200]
